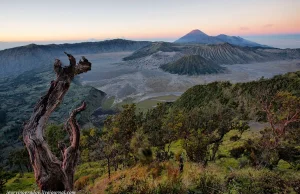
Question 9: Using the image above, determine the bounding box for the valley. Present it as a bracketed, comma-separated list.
[79, 51, 300, 106]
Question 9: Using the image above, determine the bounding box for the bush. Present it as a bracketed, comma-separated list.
[74, 175, 90, 191]
[189, 171, 225, 194]
[154, 179, 185, 194]
[230, 146, 245, 159]
[107, 178, 151, 194]
[138, 148, 153, 164]
[74, 174, 98, 191]
[230, 135, 240, 141]
[226, 169, 294, 193]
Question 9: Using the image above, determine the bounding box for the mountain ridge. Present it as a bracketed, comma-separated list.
[0, 39, 151, 77]
[176, 29, 222, 44]
[175, 29, 269, 47]
[124, 41, 300, 65]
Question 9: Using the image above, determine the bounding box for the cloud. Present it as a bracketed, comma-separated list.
[240, 26, 250, 31]
[263, 24, 273, 28]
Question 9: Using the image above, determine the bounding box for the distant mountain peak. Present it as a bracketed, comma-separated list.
[175, 29, 220, 44]
[188, 29, 207, 36]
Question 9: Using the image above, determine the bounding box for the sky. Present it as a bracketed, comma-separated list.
[0, 0, 300, 48]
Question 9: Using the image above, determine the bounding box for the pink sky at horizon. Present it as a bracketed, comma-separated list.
[0, 0, 300, 42]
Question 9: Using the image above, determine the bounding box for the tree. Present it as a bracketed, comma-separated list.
[92, 125, 120, 179]
[184, 101, 237, 164]
[260, 91, 300, 144]
[102, 104, 140, 167]
[143, 103, 170, 150]
[130, 129, 152, 164]
[252, 91, 300, 168]
[114, 104, 139, 157]
[80, 128, 100, 163]
[161, 109, 184, 156]
[7, 148, 32, 173]
[185, 128, 210, 164]
[45, 124, 67, 158]
[23, 53, 91, 191]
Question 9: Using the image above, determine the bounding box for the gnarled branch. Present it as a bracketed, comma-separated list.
[23, 53, 91, 191]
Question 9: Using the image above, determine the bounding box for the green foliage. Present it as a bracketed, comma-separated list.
[143, 103, 170, 149]
[226, 168, 299, 193]
[185, 128, 210, 164]
[45, 124, 66, 158]
[0, 167, 14, 193]
[130, 129, 153, 164]
[174, 71, 300, 119]
[230, 146, 245, 159]
[76, 72, 300, 193]
[5, 173, 37, 192]
[80, 128, 101, 162]
[190, 171, 225, 193]
[11, 70, 296, 193]
[161, 109, 185, 155]
[7, 147, 31, 173]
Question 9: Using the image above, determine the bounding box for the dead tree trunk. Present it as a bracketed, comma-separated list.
[23, 52, 91, 191]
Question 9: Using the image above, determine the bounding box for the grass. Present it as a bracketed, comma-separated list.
[136, 95, 179, 112]
[89, 161, 228, 194]
[217, 129, 260, 158]
[165, 139, 186, 157]
[74, 161, 108, 191]
[101, 96, 115, 110]
[5, 173, 37, 191]
[5, 128, 298, 193]
[75, 161, 106, 180]
[113, 95, 179, 113]
[114, 97, 135, 110]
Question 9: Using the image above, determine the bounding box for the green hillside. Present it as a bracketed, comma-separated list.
[2, 71, 300, 193]
[0, 66, 107, 160]
[174, 71, 300, 118]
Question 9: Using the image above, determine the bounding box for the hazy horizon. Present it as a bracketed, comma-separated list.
[1, 33, 300, 50]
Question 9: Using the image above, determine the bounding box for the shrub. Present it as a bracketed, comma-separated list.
[189, 171, 225, 194]
[148, 162, 164, 178]
[226, 169, 293, 194]
[138, 148, 153, 164]
[74, 174, 98, 191]
[74, 175, 90, 191]
[230, 146, 245, 159]
[230, 135, 240, 141]
[154, 179, 185, 194]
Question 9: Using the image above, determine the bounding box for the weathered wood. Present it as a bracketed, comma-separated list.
[23, 53, 91, 191]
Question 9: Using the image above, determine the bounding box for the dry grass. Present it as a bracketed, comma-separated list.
[88, 161, 227, 194]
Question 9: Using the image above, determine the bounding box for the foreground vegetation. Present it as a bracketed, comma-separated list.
[2, 71, 300, 193]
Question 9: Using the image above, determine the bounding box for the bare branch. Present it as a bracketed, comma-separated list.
[75, 56, 92, 75]
[23, 53, 91, 191]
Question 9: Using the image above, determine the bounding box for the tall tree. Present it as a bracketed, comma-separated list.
[7, 148, 32, 173]
[252, 91, 300, 168]
[260, 91, 300, 148]
[23, 53, 91, 191]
